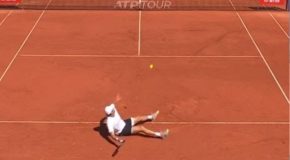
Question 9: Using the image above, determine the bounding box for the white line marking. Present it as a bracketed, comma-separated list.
[229, 0, 290, 104]
[0, 120, 288, 125]
[268, 12, 289, 39]
[138, 5, 142, 56]
[20, 54, 260, 58]
[267, 14, 290, 150]
[0, 0, 51, 83]
[0, 11, 12, 27]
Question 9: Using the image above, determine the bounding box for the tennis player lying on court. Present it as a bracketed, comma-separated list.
[104, 97, 169, 145]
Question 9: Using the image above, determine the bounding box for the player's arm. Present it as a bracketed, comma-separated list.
[113, 94, 127, 108]
[106, 120, 125, 145]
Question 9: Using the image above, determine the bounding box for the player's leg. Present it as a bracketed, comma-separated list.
[131, 110, 159, 126]
[131, 125, 169, 139]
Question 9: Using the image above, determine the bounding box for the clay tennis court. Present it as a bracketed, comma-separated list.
[0, 0, 289, 159]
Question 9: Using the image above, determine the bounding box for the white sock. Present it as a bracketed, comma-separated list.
[154, 132, 161, 137]
[147, 115, 153, 120]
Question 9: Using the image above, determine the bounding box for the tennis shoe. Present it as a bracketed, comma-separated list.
[161, 129, 169, 139]
[151, 110, 159, 121]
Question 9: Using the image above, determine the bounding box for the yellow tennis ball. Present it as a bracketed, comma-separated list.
[149, 64, 154, 69]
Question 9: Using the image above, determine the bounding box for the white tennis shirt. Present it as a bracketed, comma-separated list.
[106, 104, 126, 134]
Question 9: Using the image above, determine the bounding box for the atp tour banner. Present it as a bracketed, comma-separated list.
[259, 0, 285, 5]
[0, 0, 21, 3]
[114, 0, 172, 10]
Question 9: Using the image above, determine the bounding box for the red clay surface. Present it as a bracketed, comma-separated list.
[0, 11, 41, 75]
[0, 11, 8, 21]
[0, 124, 287, 160]
[0, 57, 288, 122]
[239, 11, 289, 97]
[142, 11, 258, 56]
[271, 12, 289, 32]
[19, 11, 139, 56]
[0, 9, 288, 160]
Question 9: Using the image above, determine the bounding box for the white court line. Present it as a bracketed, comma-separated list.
[138, 6, 142, 56]
[20, 54, 260, 58]
[228, 2, 290, 157]
[262, 6, 290, 159]
[268, 12, 290, 39]
[0, 120, 288, 125]
[0, 11, 12, 27]
[0, 0, 51, 83]
[261, 4, 290, 159]
[229, 0, 290, 105]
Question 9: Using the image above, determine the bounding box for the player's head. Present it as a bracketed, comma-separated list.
[105, 104, 115, 117]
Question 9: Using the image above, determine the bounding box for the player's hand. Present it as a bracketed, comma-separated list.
[117, 139, 125, 148]
[119, 139, 125, 143]
[115, 94, 122, 102]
